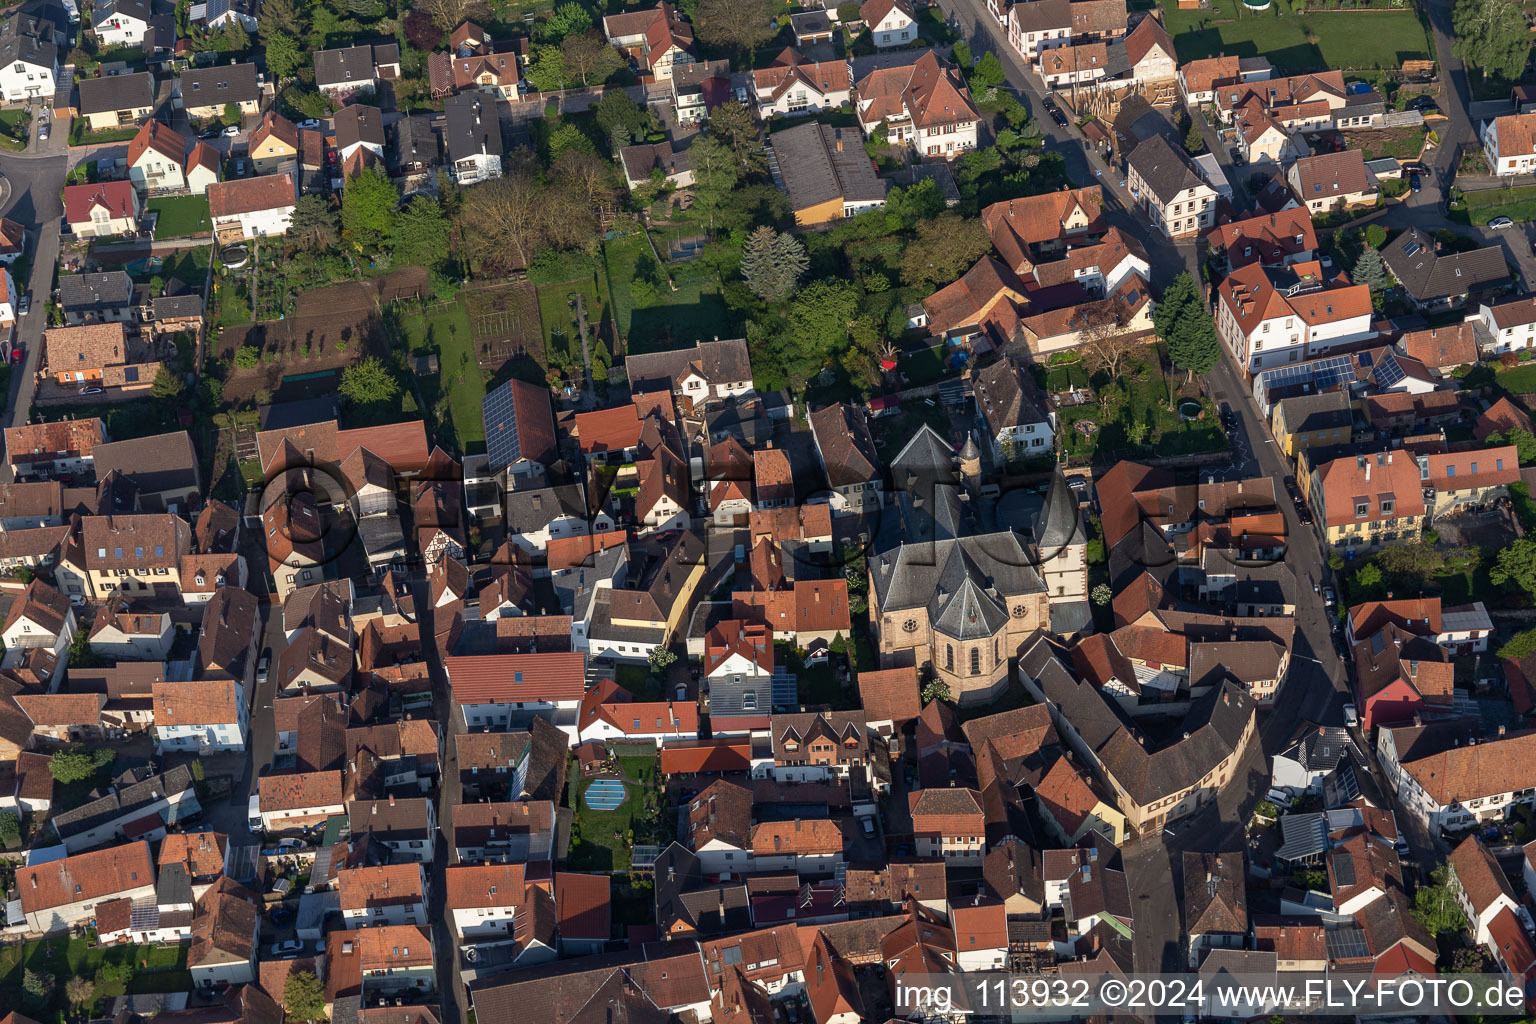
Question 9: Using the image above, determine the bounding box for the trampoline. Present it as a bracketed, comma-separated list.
[585, 778, 627, 811]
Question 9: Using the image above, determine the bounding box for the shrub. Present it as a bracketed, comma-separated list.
[233, 345, 260, 368]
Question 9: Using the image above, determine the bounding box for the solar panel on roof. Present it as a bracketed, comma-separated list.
[1357, 352, 1373, 367]
[1325, 924, 1370, 960]
[480, 383, 523, 473]
[1373, 351, 1405, 388]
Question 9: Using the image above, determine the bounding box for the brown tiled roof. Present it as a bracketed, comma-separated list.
[1476, 397, 1534, 442]
[4, 419, 105, 465]
[858, 666, 921, 726]
[18, 841, 154, 914]
[1450, 834, 1517, 916]
[1034, 758, 1100, 837]
[208, 173, 296, 218]
[1491, 112, 1536, 157]
[3, 578, 71, 637]
[13, 692, 104, 727]
[1399, 323, 1479, 370]
[554, 871, 610, 940]
[982, 187, 1105, 269]
[153, 679, 240, 726]
[259, 770, 344, 812]
[160, 831, 228, 880]
[1183, 850, 1247, 936]
[751, 818, 843, 856]
[337, 863, 424, 912]
[753, 447, 793, 502]
[444, 863, 525, 910]
[1252, 918, 1327, 961]
[189, 876, 259, 967]
[808, 402, 880, 487]
[950, 900, 1008, 950]
[45, 323, 127, 374]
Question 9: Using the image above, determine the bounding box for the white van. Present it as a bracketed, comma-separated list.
[247, 793, 261, 834]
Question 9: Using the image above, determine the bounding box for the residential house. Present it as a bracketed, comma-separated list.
[770, 121, 888, 227]
[0, 1, 61, 103]
[177, 62, 261, 122]
[445, 651, 585, 730]
[577, 676, 698, 746]
[623, 337, 753, 410]
[452, 800, 557, 863]
[1, 578, 74, 656]
[808, 403, 883, 515]
[601, 2, 694, 80]
[444, 91, 502, 186]
[1481, 112, 1536, 176]
[92, 430, 203, 512]
[335, 104, 386, 168]
[313, 42, 401, 96]
[1382, 725, 1536, 832]
[77, 71, 154, 131]
[1038, 41, 1108, 89]
[1476, 295, 1536, 354]
[249, 110, 299, 174]
[207, 173, 296, 240]
[860, 0, 917, 47]
[1286, 150, 1378, 215]
[1215, 260, 1373, 375]
[258, 771, 345, 832]
[198, 585, 260, 684]
[88, 594, 172, 660]
[973, 358, 1052, 464]
[1126, 135, 1218, 239]
[751, 47, 849, 119]
[1309, 450, 1426, 552]
[1177, 55, 1274, 107]
[57, 512, 192, 602]
[327, 925, 436, 1001]
[1184, 850, 1248, 952]
[187, 878, 260, 989]
[92, 0, 151, 45]
[670, 59, 739, 127]
[910, 787, 985, 862]
[3, 419, 104, 479]
[1475, 396, 1532, 443]
[16, 841, 156, 932]
[619, 140, 692, 191]
[1212, 208, 1316, 271]
[851, 50, 980, 157]
[982, 186, 1107, 274]
[1381, 227, 1508, 312]
[1449, 835, 1525, 947]
[337, 863, 427, 927]
[348, 797, 435, 862]
[63, 181, 139, 237]
[1006, 0, 1127, 60]
[127, 119, 219, 196]
[1270, 391, 1352, 458]
[1398, 323, 1479, 374]
[153, 678, 247, 752]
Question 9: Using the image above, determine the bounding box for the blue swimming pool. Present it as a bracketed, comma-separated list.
[585, 778, 627, 811]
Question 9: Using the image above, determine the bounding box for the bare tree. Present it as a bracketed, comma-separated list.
[1075, 298, 1137, 379]
[459, 173, 552, 272]
[418, 0, 487, 32]
[65, 977, 94, 1012]
[560, 31, 624, 86]
[552, 149, 618, 213]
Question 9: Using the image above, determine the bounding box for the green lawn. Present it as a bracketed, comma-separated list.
[1497, 362, 1536, 394]
[68, 122, 141, 146]
[148, 195, 212, 240]
[602, 228, 737, 354]
[899, 345, 953, 387]
[0, 109, 28, 151]
[1463, 184, 1536, 226]
[567, 772, 642, 873]
[398, 298, 485, 452]
[1158, 0, 1431, 70]
[536, 277, 602, 369]
[0, 936, 189, 1022]
[1059, 355, 1227, 463]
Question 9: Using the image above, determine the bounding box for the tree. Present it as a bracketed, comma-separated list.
[706, 100, 766, 174]
[402, 10, 441, 49]
[49, 746, 99, 783]
[150, 366, 184, 401]
[951, 40, 973, 68]
[541, 1, 594, 43]
[972, 51, 1006, 91]
[421, 0, 488, 32]
[1492, 537, 1536, 594]
[340, 356, 399, 406]
[1496, 427, 1536, 465]
[561, 31, 623, 86]
[1091, 582, 1112, 606]
[289, 194, 340, 252]
[223, 19, 251, 51]
[1166, 299, 1220, 383]
[1183, 118, 1205, 154]
[648, 647, 677, 670]
[263, 30, 305, 80]
[260, 0, 306, 38]
[341, 166, 400, 249]
[1412, 863, 1468, 936]
[921, 678, 952, 704]
[594, 89, 650, 151]
[1500, 628, 1536, 660]
[458, 173, 556, 272]
[899, 213, 993, 289]
[1076, 298, 1136, 378]
[1354, 561, 1384, 593]
[1452, 0, 1531, 82]
[687, 134, 742, 231]
[551, 149, 618, 211]
[694, 0, 777, 53]
[65, 977, 95, 1011]
[740, 226, 808, 301]
[285, 971, 327, 1022]
[22, 970, 53, 1008]
[836, 2, 860, 21]
[0, 812, 20, 846]
[1353, 244, 1389, 291]
[1365, 223, 1388, 249]
[546, 121, 595, 164]
[391, 195, 452, 272]
[525, 44, 567, 91]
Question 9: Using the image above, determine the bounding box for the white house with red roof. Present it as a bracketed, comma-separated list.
[444, 651, 586, 731]
[1215, 259, 1374, 374]
[851, 50, 980, 157]
[860, 0, 918, 47]
[576, 676, 699, 745]
[601, 2, 695, 80]
[63, 181, 140, 238]
[1448, 835, 1528, 947]
[445, 863, 527, 940]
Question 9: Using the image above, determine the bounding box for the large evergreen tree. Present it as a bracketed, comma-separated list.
[1353, 245, 1390, 291]
[740, 226, 807, 301]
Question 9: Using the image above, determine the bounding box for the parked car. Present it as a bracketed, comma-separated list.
[78, 386, 102, 395]
[222, 124, 240, 137]
[197, 126, 221, 140]
[1043, 99, 1068, 127]
[1322, 586, 1336, 608]
[1491, 216, 1516, 229]
[9, 346, 21, 364]
[860, 816, 876, 837]
[1228, 147, 1245, 166]
[269, 940, 303, 957]
[1343, 703, 1359, 727]
[296, 118, 321, 130]
[36, 121, 47, 141]
[275, 837, 305, 850]
[17, 295, 29, 316]
[1410, 172, 1422, 194]
[256, 655, 269, 684]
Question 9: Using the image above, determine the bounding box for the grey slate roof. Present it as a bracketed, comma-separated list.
[93, 0, 150, 30]
[808, 402, 881, 488]
[334, 103, 386, 152]
[769, 121, 888, 214]
[933, 575, 1007, 641]
[444, 92, 502, 163]
[58, 270, 134, 312]
[314, 44, 390, 86]
[51, 764, 196, 841]
[1034, 470, 1083, 553]
[1276, 390, 1352, 434]
[152, 293, 204, 321]
[1128, 134, 1207, 204]
[179, 62, 261, 106]
[1381, 228, 1507, 304]
[91, 431, 200, 506]
[77, 71, 153, 115]
[870, 532, 1045, 617]
[0, 1, 60, 73]
[506, 481, 586, 534]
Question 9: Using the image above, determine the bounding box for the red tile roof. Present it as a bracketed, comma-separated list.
[63, 181, 137, 228]
[554, 871, 610, 940]
[660, 738, 752, 774]
[445, 652, 586, 705]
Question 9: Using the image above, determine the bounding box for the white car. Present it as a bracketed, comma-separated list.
[296, 118, 321, 130]
[1490, 216, 1516, 229]
[222, 124, 240, 137]
[1343, 703, 1359, 728]
[269, 940, 303, 958]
